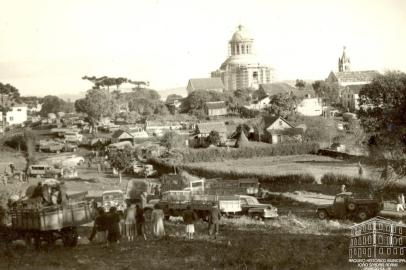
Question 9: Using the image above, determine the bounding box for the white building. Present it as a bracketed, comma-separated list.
[245, 96, 271, 110]
[296, 98, 323, 116]
[6, 105, 28, 125]
[211, 25, 274, 91]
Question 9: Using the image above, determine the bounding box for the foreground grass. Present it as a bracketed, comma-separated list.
[0, 219, 353, 270]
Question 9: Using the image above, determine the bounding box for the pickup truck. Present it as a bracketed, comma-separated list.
[238, 195, 278, 220]
[316, 192, 383, 221]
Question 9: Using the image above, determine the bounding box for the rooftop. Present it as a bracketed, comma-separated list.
[188, 78, 224, 91]
[332, 70, 380, 83]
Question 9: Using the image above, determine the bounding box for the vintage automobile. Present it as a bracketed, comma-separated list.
[27, 164, 63, 178]
[238, 195, 278, 220]
[316, 192, 384, 221]
[102, 190, 126, 215]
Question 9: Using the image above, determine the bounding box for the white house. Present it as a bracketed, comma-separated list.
[296, 98, 323, 116]
[245, 95, 271, 110]
[261, 116, 303, 144]
[341, 85, 364, 111]
[6, 105, 28, 125]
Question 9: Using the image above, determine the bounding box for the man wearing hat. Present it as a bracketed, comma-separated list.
[208, 202, 221, 238]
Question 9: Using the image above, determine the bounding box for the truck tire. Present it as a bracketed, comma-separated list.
[347, 202, 356, 211]
[251, 213, 263, 221]
[357, 211, 368, 221]
[317, 209, 328, 220]
[62, 227, 78, 247]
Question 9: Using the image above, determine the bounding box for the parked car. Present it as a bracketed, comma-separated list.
[316, 192, 383, 221]
[27, 164, 62, 178]
[238, 195, 278, 219]
[60, 155, 85, 166]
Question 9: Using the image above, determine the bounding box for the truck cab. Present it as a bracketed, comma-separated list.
[102, 190, 126, 215]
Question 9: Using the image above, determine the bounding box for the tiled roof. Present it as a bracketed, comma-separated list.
[111, 129, 131, 138]
[333, 70, 379, 83]
[259, 83, 294, 95]
[205, 101, 227, 110]
[196, 122, 227, 134]
[188, 78, 224, 91]
[261, 116, 293, 129]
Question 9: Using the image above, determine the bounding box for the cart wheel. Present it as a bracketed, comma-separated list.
[62, 227, 78, 247]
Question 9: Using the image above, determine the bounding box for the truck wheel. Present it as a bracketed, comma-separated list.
[62, 227, 78, 247]
[317, 210, 328, 220]
[357, 211, 368, 221]
[347, 203, 356, 211]
[251, 213, 262, 221]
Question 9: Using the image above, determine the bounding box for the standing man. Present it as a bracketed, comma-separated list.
[136, 204, 146, 240]
[208, 203, 221, 239]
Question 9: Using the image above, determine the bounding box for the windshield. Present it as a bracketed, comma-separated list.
[103, 193, 123, 201]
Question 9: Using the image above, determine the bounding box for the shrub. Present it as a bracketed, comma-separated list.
[181, 142, 320, 163]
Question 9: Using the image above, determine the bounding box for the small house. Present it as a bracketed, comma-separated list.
[204, 101, 227, 117]
[111, 130, 134, 144]
[261, 116, 303, 144]
[6, 105, 28, 126]
[194, 122, 227, 146]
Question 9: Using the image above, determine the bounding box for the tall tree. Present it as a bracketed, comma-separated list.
[108, 146, 135, 184]
[295, 79, 306, 90]
[264, 94, 297, 118]
[40, 95, 71, 116]
[312, 80, 339, 104]
[0, 82, 21, 112]
[358, 71, 406, 179]
[75, 89, 119, 133]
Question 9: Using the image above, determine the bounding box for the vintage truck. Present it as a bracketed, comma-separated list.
[4, 187, 93, 248]
[101, 190, 127, 215]
[316, 192, 384, 221]
[157, 190, 242, 221]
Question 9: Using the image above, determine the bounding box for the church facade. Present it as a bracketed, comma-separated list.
[211, 25, 274, 92]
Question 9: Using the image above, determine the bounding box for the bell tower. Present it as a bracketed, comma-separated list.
[338, 46, 351, 72]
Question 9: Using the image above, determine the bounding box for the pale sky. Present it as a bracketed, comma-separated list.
[1, 0, 406, 97]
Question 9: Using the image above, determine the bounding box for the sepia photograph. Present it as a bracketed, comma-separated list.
[0, 0, 405, 269]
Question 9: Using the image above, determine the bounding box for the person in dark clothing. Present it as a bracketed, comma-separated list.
[89, 207, 108, 243]
[208, 203, 221, 238]
[183, 205, 197, 239]
[106, 207, 121, 245]
[136, 204, 146, 240]
[31, 182, 44, 200]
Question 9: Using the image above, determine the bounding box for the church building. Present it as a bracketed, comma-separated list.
[211, 25, 274, 92]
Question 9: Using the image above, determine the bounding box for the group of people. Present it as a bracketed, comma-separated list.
[89, 202, 223, 245]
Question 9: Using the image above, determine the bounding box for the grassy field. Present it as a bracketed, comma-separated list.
[183, 155, 380, 182]
[0, 217, 354, 270]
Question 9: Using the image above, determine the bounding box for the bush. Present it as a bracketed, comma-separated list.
[181, 142, 320, 163]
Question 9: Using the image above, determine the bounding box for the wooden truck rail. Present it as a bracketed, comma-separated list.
[5, 200, 94, 248]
